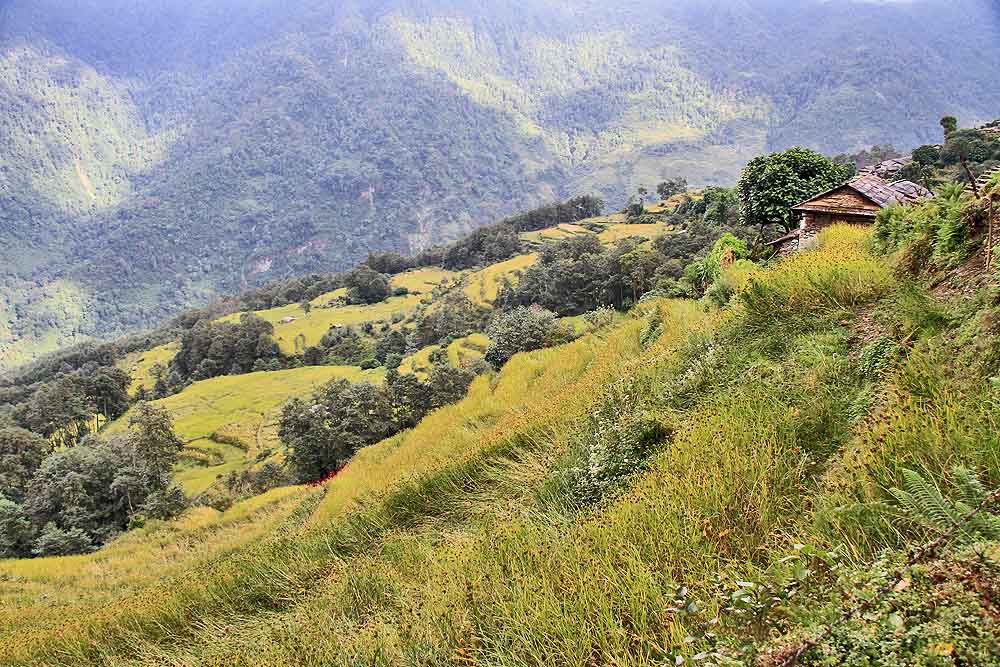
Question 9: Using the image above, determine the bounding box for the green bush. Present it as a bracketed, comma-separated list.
[873, 184, 972, 268]
[484, 306, 569, 368]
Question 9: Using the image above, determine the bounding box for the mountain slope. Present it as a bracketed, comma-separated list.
[2, 0, 999, 369]
[3, 225, 998, 665]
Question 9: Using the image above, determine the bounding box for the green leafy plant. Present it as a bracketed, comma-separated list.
[891, 467, 1000, 541]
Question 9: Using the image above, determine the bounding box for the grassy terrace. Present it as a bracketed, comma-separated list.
[106, 366, 383, 494]
[218, 268, 457, 354]
[463, 253, 538, 304]
[119, 341, 180, 395]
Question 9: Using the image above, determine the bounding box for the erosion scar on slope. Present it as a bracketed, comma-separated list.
[74, 158, 96, 201]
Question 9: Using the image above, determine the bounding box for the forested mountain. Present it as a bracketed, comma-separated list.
[2, 0, 999, 368]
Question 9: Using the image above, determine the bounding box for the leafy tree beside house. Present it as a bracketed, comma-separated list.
[737, 147, 853, 233]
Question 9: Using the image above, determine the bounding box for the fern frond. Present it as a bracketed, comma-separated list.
[953, 501, 1000, 540]
[953, 466, 988, 506]
[901, 468, 962, 531]
[892, 467, 1000, 543]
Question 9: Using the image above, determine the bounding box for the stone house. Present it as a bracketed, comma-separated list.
[766, 174, 934, 255]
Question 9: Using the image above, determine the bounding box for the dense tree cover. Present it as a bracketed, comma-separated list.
[232, 274, 345, 313]
[10, 365, 131, 447]
[737, 147, 854, 233]
[279, 364, 475, 481]
[939, 128, 1000, 171]
[499, 230, 694, 315]
[499, 235, 629, 314]
[0, 403, 186, 558]
[0, 427, 49, 504]
[439, 196, 605, 271]
[408, 292, 492, 350]
[674, 187, 740, 227]
[168, 314, 282, 388]
[302, 327, 374, 368]
[832, 144, 900, 172]
[898, 117, 1000, 190]
[493, 202, 753, 314]
[4, 0, 1000, 370]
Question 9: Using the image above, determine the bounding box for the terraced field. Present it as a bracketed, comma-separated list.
[106, 365, 383, 494]
[218, 268, 456, 354]
[5, 228, 999, 666]
[399, 332, 491, 376]
[463, 253, 538, 304]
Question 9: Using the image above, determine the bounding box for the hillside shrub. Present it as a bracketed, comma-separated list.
[484, 306, 569, 368]
[502, 235, 635, 314]
[873, 184, 972, 268]
[0, 494, 35, 558]
[705, 259, 758, 306]
[31, 523, 94, 557]
[344, 266, 391, 305]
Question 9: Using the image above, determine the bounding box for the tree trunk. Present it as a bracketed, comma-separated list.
[961, 158, 980, 198]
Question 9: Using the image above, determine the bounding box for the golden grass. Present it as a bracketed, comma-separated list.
[96, 300, 717, 666]
[739, 225, 893, 327]
[389, 266, 457, 294]
[118, 341, 179, 395]
[0, 485, 316, 644]
[463, 253, 537, 304]
[10, 230, 991, 666]
[307, 305, 672, 528]
[218, 293, 424, 354]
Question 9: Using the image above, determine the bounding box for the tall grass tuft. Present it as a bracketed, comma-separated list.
[739, 225, 893, 332]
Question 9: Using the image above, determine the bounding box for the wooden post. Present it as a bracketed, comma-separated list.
[988, 195, 995, 271]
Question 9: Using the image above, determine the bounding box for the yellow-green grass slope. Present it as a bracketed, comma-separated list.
[4, 226, 999, 666]
[0, 485, 320, 651]
[118, 341, 180, 395]
[106, 366, 383, 494]
[218, 268, 456, 354]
